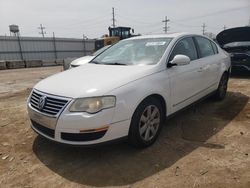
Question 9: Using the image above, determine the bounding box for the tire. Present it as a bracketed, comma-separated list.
[214, 72, 229, 100]
[128, 97, 164, 148]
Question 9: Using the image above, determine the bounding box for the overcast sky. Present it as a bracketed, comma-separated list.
[1, 0, 250, 38]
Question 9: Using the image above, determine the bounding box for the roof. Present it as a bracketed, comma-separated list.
[125, 32, 189, 40]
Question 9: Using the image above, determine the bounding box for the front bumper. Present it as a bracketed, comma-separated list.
[27, 100, 131, 146]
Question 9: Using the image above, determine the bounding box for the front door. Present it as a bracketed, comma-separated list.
[167, 37, 203, 113]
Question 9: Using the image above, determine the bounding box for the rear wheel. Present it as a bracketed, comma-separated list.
[128, 97, 163, 148]
[214, 72, 228, 100]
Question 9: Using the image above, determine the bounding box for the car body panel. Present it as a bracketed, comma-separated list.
[70, 56, 94, 67]
[216, 27, 250, 46]
[69, 45, 111, 69]
[28, 33, 231, 145]
[217, 27, 250, 73]
[35, 63, 158, 98]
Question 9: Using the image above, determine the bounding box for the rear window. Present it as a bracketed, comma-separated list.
[210, 41, 218, 54]
[195, 37, 215, 58]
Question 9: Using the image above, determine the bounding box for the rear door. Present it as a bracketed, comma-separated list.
[194, 36, 220, 92]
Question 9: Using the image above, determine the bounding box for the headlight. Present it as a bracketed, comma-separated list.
[69, 96, 116, 113]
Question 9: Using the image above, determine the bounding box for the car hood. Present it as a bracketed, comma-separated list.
[216, 27, 250, 48]
[71, 56, 95, 66]
[34, 64, 157, 98]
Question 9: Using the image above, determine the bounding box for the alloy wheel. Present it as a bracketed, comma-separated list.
[139, 105, 160, 141]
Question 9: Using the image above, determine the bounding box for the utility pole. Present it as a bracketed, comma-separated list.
[202, 23, 206, 35]
[223, 25, 227, 30]
[38, 24, 46, 37]
[112, 7, 116, 28]
[162, 16, 170, 33]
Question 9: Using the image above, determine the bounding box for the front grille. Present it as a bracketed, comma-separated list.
[61, 130, 107, 142]
[30, 90, 69, 116]
[31, 120, 55, 138]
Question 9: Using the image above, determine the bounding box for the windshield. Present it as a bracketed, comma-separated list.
[92, 45, 111, 56]
[92, 37, 172, 65]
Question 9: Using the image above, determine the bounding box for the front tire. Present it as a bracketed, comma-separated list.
[128, 97, 163, 148]
[214, 72, 229, 100]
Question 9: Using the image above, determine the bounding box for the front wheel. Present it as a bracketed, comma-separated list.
[214, 73, 229, 100]
[128, 97, 163, 148]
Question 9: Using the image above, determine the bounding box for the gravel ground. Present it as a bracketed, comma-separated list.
[0, 67, 249, 188]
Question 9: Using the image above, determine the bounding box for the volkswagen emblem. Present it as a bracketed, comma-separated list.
[38, 96, 47, 110]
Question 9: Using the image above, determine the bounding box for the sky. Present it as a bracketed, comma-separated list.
[0, 0, 250, 39]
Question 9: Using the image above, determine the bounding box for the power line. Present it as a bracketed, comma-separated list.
[162, 16, 170, 33]
[177, 5, 250, 22]
[202, 23, 206, 35]
[171, 21, 200, 28]
[112, 7, 116, 28]
[38, 24, 46, 37]
[116, 13, 160, 25]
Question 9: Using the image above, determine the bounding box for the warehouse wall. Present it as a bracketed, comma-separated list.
[0, 36, 95, 61]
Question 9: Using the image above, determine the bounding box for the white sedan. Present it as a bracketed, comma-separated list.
[27, 33, 231, 147]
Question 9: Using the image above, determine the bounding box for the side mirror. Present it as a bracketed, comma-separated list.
[169, 55, 191, 67]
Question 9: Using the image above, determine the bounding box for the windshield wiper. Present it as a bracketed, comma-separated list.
[105, 62, 128, 66]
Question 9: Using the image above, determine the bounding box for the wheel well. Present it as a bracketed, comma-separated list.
[142, 94, 167, 116]
[223, 70, 229, 80]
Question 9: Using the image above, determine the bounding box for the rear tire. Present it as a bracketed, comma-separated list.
[128, 97, 164, 148]
[214, 72, 228, 100]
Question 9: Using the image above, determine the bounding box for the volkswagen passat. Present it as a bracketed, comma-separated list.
[27, 33, 231, 147]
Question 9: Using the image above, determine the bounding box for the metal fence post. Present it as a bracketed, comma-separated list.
[83, 35, 86, 56]
[53, 32, 58, 60]
[17, 35, 24, 61]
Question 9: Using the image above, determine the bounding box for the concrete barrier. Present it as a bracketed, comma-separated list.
[42, 60, 57, 67]
[0, 60, 6, 70]
[6, 60, 25, 69]
[25, 60, 43, 68]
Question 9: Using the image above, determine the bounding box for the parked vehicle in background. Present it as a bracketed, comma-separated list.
[217, 27, 250, 74]
[64, 45, 111, 70]
[95, 26, 137, 50]
[27, 33, 231, 148]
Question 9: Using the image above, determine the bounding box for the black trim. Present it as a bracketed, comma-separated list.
[166, 90, 217, 120]
[192, 36, 202, 59]
[37, 135, 128, 148]
[31, 120, 55, 138]
[61, 130, 107, 142]
[173, 82, 218, 107]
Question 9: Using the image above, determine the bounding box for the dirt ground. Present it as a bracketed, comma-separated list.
[0, 67, 249, 188]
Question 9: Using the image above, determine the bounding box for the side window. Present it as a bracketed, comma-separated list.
[210, 41, 218, 54]
[170, 37, 198, 61]
[195, 37, 215, 57]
